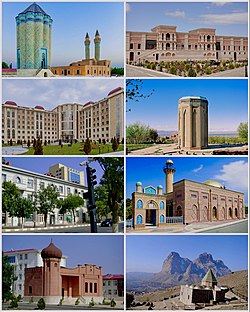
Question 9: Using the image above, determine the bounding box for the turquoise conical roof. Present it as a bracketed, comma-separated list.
[21, 2, 47, 15]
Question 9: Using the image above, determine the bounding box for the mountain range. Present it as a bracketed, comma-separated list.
[127, 252, 231, 292]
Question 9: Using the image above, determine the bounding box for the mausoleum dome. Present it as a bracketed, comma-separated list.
[136, 181, 142, 186]
[203, 180, 224, 189]
[41, 242, 62, 259]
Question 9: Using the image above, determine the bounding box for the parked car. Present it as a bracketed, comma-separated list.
[100, 219, 113, 227]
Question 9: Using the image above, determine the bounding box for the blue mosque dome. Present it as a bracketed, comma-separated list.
[136, 182, 142, 186]
[158, 185, 163, 189]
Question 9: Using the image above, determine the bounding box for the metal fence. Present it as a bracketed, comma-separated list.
[166, 216, 184, 224]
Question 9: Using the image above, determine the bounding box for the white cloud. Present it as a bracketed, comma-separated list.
[193, 164, 204, 173]
[126, 3, 131, 13]
[214, 160, 248, 192]
[165, 10, 186, 18]
[200, 12, 248, 25]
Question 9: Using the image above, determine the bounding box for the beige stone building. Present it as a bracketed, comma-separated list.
[180, 269, 228, 307]
[178, 96, 208, 150]
[132, 160, 245, 229]
[127, 25, 248, 64]
[2, 87, 124, 143]
[51, 31, 111, 77]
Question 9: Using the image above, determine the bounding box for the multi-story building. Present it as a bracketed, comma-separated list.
[103, 274, 124, 299]
[2, 87, 124, 143]
[2, 162, 88, 227]
[132, 159, 245, 229]
[127, 25, 248, 64]
[3, 248, 67, 297]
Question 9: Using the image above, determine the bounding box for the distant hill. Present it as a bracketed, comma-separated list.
[217, 270, 248, 298]
[127, 251, 231, 292]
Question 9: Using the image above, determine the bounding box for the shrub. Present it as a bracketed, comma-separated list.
[188, 67, 197, 77]
[112, 137, 119, 152]
[83, 137, 92, 155]
[170, 66, 177, 75]
[205, 68, 212, 75]
[9, 296, 18, 308]
[75, 297, 80, 305]
[37, 298, 46, 310]
[29, 296, 34, 303]
[89, 297, 95, 307]
[58, 298, 64, 306]
[110, 298, 116, 307]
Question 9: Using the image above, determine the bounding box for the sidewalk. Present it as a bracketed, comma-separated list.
[2, 223, 91, 233]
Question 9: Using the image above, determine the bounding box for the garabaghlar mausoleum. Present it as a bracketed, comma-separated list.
[127, 25, 248, 64]
[132, 159, 245, 229]
[16, 2, 53, 76]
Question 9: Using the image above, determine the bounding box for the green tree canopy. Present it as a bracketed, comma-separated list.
[84, 137, 92, 155]
[127, 122, 157, 144]
[2, 181, 20, 216]
[2, 254, 17, 301]
[126, 79, 154, 102]
[2, 61, 9, 68]
[94, 185, 110, 219]
[126, 198, 132, 219]
[94, 157, 124, 232]
[237, 122, 248, 142]
[59, 194, 84, 224]
[14, 198, 34, 228]
[33, 185, 60, 227]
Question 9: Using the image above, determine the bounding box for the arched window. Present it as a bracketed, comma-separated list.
[147, 201, 157, 208]
[207, 44, 211, 50]
[166, 33, 170, 40]
[160, 215, 164, 223]
[136, 215, 143, 225]
[12, 129, 15, 139]
[228, 208, 232, 218]
[166, 43, 171, 50]
[136, 200, 143, 209]
[162, 33, 164, 40]
[172, 34, 175, 40]
[207, 35, 211, 42]
[160, 201, 165, 209]
[16, 176, 21, 184]
[212, 207, 217, 219]
[235, 208, 238, 218]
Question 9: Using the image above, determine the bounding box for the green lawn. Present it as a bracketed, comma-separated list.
[127, 144, 155, 151]
[22, 143, 124, 155]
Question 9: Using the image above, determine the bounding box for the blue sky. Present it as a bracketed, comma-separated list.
[126, 235, 248, 272]
[2, 2, 124, 68]
[3, 235, 124, 274]
[126, 157, 248, 204]
[2, 157, 114, 187]
[126, 79, 248, 132]
[2, 79, 124, 111]
[126, 2, 248, 36]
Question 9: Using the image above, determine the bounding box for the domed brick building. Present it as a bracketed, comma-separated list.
[132, 159, 245, 229]
[24, 241, 103, 304]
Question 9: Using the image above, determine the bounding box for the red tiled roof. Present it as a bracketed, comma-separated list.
[4, 101, 17, 106]
[83, 101, 95, 107]
[34, 105, 45, 110]
[2, 69, 17, 73]
[107, 87, 123, 96]
[103, 274, 124, 280]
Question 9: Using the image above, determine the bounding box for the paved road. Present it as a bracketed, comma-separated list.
[3, 223, 124, 234]
[2, 146, 28, 155]
[206, 66, 247, 77]
[126, 65, 175, 77]
[201, 219, 248, 233]
[2, 302, 123, 310]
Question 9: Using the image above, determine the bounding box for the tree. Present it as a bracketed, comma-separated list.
[126, 198, 132, 219]
[112, 137, 119, 152]
[33, 138, 37, 149]
[149, 128, 158, 142]
[2, 61, 9, 68]
[126, 79, 154, 102]
[2, 254, 17, 302]
[94, 185, 110, 219]
[94, 158, 124, 232]
[27, 139, 31, 148]
[33, 185, 60, 227]
[83, 137, 92, 155]
[126, 122, 151, 144]
[59, 194, 84, 224]
[14, 198, 34, 228]
[237, 122, 248, 142]
[2, 181, 20, 225]
[34, 138, 43, 155]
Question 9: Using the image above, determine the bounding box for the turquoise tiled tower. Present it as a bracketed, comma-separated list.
[16, 2, 53, 69]
[94, 30, 101, 61]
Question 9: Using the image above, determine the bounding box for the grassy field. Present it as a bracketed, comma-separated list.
[22, 143, 124, 155]
[127, 144, 155, 151]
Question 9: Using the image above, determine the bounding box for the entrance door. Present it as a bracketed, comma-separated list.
[234, 52, 237, 61]
[156, 53, 159, 61]
[129, 52, 134, 62]
[64, 70, 67, 76]
[146, 210, 156, 225]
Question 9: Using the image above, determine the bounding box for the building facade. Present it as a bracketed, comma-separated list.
[178, 96, 208, 150]
[2, 162, 88, 227]
[23, 242, 103, 304]
[3, 248, 67, 297]
[127, 25, 248, 64]
[180, 269, 228, 307]
[51, 30, 111, 77]
[2, 87, 124, 143]
[103, 274, 124, 299]
[132, 160, 245, 229]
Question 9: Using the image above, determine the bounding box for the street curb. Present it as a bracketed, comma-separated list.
[2, 224, 93, 233]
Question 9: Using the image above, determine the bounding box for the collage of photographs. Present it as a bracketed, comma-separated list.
[0, 0, 249, 311]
